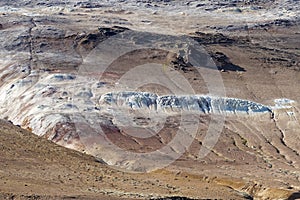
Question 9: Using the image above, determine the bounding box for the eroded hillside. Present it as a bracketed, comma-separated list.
[0, 0, 300, 199]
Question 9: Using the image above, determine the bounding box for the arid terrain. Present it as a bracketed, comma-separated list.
[0, 0, 300, 199]
[0, 119, 250, 199]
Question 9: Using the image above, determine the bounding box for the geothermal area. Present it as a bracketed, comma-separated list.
[0, 0, 300, 199]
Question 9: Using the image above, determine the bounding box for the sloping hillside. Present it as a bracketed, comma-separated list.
[0, 119, 249, 199]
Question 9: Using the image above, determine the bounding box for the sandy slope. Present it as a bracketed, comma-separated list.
[0, 119, 248, 199]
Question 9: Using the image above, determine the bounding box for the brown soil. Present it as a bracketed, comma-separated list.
[0, 120, 247, 199]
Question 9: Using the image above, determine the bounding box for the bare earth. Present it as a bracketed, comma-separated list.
[0, 1, 300, 199]
[0, 119, 249, 199]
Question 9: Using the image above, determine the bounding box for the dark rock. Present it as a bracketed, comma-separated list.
[79, 26, 128, 49]
[196, 3, 205, 7]
[272, 19, 294, 27]
[210, 51, 246, 72]
[78, 2, 103, 8]
[192, 32, 237, 45]
[171, 56, 192, 72]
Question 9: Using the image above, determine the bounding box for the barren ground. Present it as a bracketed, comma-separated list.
[0, 1, 300, 199]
